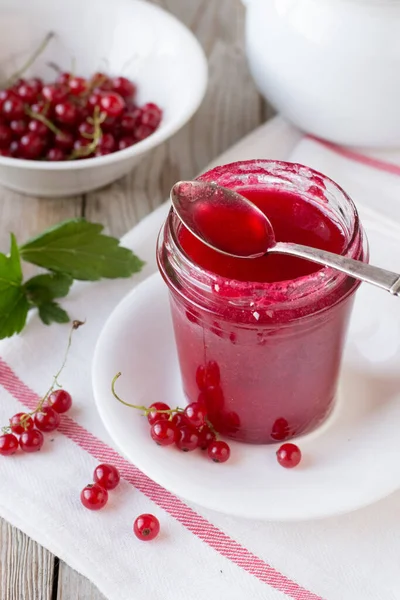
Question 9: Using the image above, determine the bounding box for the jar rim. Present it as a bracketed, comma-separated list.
[159, 160, 367, 320]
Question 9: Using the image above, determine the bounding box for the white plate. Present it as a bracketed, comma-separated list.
[93, 216, 400, 520]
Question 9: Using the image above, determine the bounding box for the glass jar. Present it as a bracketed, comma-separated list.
[157, 160, 368, 444]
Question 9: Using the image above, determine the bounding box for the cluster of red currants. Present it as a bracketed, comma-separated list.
[81, 463, 160, 541]
[0, 389, 72, 455]
[147, 401, 231, 463]
[0, 72, 162, 160]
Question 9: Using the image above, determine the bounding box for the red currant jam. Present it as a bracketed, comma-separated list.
[158, 160, 367, 444]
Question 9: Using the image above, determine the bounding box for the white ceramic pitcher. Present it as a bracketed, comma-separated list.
[242, 0, 400, 148]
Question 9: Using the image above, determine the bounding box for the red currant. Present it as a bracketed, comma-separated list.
[0, 89, 16, 108]
[80, 483, 108, 510]
[0, 124, 12, 148]
[133, 514, 160, 541]
[271, 417, 291, 442]
[9, 412, 34, 435]
[19, 429, 44, 453]
[118, 137, 135, 150]
[17, 82, 38, 104]
[46, 147, 65, 161]
[9, 140, 21, 158]
[99, 133, 115, 152]
[0, 148, 10, 157]
[112, 76, 136, 99]
[91, 72, 112, 90]
[141, 102, 162, 129]
[197, 426, 216, 450]
[34, 407, 60, 432]
[184, 402, 206, 428]
[57, 72, 71, 86]
[68, 76, 87, 96]
[120, 109, 142, 133]
[55, 130, 74, 151]
[54, 101, 77, 126]
[276, 443, 302, 468]
[207, 440, 231, 463]
[28, 119, 49, 137]
[2, 96, 25, 120]
[42, 84, 68, 105]
[134, 124, 153, 141]
[48, 389, 72, 413]
[19, 133, 45, 160]
[88, 91, 102, 109]
[78, 121, 94, 137]
[99, 92, 125, 117]
[30, 101, 48, 116]
[170, 412, 189, 429]
[0, 433, 19, 456]
[93, 463, 120, 490]
[150, 421, 177, 446]
[147, 402, 170, 426]
[27, 78, 43, 94]
[10, 119, 28, 136]
[175, 425, 199, 452]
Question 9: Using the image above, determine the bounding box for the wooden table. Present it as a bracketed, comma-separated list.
[0, 1, 272, 597]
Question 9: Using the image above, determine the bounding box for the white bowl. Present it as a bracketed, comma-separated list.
[0, 0, 208, 197]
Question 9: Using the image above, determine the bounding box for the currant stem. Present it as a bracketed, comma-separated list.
[25, 105, 63, 136]
[111, 373, 182, 416]
[3, 32, 55, 89]
[69, 106, 106, 159]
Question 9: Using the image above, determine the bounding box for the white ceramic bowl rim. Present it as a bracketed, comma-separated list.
[0, 0, 208, 171]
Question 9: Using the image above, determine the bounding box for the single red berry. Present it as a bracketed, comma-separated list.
[208, 440, 231, 463]
[9, 119, 28, 136]
[175, 425, 199, 452]
[93, 463, 120, 490]
[73, 137, 92, 155]
[0, 148, 10, 157]
[48, 389, 72, 413]
[197, 426, 216, 450]
[170, 412, 189, 429]
[94, 148, 112, 157]
[88, 91, 102, 109]
[19, 132, 45, 159]
[91, 72, 112, 90]
[99, 92, 125, 117]
[184, 402, 207, 428]
[99, 132, 115, 152]
[19, 429, 44, 453]
[78, 121, 94, 137]
[46, 147, 65, 161]
[101, 115, 118, 132]
[271, 417, 291, 442]
[17, 82, 38, 104]
[54, 101, 77, 126]
[42, 84, 67, 105]
[34, 407, 60, 432]
[0, 89, 17, 108]
[57, 72, 71, 86]
[2, 96, 25, 120]
[141, 102, 162, 129]
[120, 109, 142, 133]
[118, 136, 135, 150]
[0, 433, 19, 456]
[9, 412, 34, 435]
[196, 365, 207, 390]
[134, 124, 153, 141]
[68, 76, 87, 96]
[80, 483, 108, 510]
[55, 130, 74, 151]
[147, 402, 170, 426]
[27, 78, 43, 94]
[9, 139, 21, 157]
[276, 443, 302, 468]
[205, 360, 220, 387]
[30, 101, 49, 116]
[112, 76, 136, 99]
[150, 421, 177, 446]
[28, 119, 49, 137]
[0, 124, 12, 148]
[133, 514, 160, 541]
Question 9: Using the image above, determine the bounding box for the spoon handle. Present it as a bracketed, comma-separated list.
[272, 242, 400, 296]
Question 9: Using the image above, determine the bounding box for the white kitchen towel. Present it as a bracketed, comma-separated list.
[1, 117, 400, 600]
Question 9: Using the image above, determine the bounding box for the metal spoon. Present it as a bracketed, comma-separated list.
[171, 180, 400, 296]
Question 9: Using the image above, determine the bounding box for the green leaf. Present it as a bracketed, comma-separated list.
[24, 272, 73, 304]
[38, 301, 70, 325]
[0, 234, 29, 339]
[19, 218, 145, 281]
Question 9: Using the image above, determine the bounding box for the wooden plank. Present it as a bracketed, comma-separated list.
[56, 564, 105, 600]
[0, 518, 54, 600]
